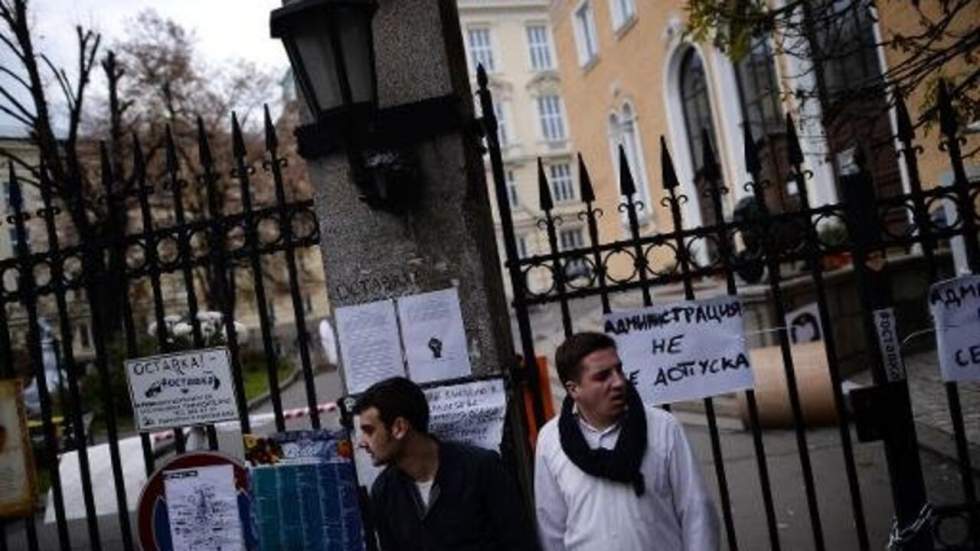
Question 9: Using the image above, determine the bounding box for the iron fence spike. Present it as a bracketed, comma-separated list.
[231, 111, 247, 158]
[7, 162, 22, 211]
[618, 144, 636, 196]
[537, 157, 553, 212]
[577, 152, 595, 203]
[741, 124, 762, 174]
[660, 136, 679, 190]
[477, 64, 488, 88]
[701, 127, 721, 181]
[936, 79, 958, 138]
[785, 114, 804, 167]
[264, 104, 278, 151]
[895, 93, 914, 142]
[196, 117, 213, 167]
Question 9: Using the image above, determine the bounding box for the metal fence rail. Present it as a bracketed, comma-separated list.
[0, 108, 322, 551]
[480, 63, 979, 551]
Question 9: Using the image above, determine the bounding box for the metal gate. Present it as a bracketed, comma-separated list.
[479, 65, 979, 551]
[0, 109, 327, 550]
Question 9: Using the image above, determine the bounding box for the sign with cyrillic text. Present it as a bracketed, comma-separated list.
[929, 275, 980, 382]
[125, 348, 239, 431]
[873, 308, 906, 382]
[604, 297, 754, 405]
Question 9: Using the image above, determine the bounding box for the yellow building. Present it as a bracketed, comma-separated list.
[548, 0, 978, 255]
[458, 0, 583, 296]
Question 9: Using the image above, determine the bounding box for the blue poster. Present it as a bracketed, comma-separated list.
[245, 430, 365, 551]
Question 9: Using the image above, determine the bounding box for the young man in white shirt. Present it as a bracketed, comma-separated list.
[534, 332, 720, 551]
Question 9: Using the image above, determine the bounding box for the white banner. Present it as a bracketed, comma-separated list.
[929, 275, 980, 382]
[604, 296, 754, 405]
[125, 348, 239, 431]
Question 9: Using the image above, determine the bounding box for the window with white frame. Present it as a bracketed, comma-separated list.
[526, 25, 554, 70]
[609, 0, 636, 31]
[467, 28, 495, 73]
[572, 1, 599, 66]
[506, 170, 520, 207]
[494, 101, 509, 146]
[609, 104, 651, 221]
[537, 95, 566, 142]
[549, 163, 575, 202]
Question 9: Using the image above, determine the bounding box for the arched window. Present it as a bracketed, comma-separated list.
[735, 38, 782, 138]
[608, 102, 652, 224]
[679, 48, 716, 176]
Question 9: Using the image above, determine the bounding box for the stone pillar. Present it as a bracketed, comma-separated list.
[307, 0, 514, 389]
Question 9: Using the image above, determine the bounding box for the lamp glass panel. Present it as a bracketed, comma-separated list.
[336, 7, 375, 105]
[292, 12, 342, 112]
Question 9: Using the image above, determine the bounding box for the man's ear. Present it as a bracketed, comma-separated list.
[564, 380, 579, 400]
[391, 417, 410, 440]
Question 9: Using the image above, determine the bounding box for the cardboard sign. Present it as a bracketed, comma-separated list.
[0, 380, 36, 518]
[929, 275, 980, 382]
[873, 308, 906, 382]
[125, 347, 239, 431]
[604, 296, 754, 405]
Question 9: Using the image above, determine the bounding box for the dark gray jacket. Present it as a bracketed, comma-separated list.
[369, 441, 538, 551]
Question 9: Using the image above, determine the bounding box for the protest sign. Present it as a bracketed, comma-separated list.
[929, 275, 980, 382]
[245, 430, 364, 551]
[604, 296, 754, 405]
[125, 348, 239, 432]
[398, 288, 472, 383]
[164, 464, 244, 550]
[336, 300, 405, 393]
[0, 380, 35, 518]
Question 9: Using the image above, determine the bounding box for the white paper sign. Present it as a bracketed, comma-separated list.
[125, 348, 239, 431]
[786, 303, 823, 343]
[397, 288, 472, 383]
[929, 275, 980, 382]
[163, 464, 243, 550]
[604, 296, 754, 405]
[352, 378, 507, 489]
[873, 308, 906, 382]
[336, 300, 406, 393]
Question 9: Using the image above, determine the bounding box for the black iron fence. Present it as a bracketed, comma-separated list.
[479, 63, 979, 551]
[0, 108, 325, 551]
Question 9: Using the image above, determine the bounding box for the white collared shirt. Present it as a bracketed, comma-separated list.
[534, 407, 719, 551]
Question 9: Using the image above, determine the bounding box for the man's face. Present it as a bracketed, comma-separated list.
[357, 407, 403, 466]
[565, 347, 627, 426]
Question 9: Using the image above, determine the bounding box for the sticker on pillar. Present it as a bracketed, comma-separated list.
[397, 288, 472, 383]
[336, 299, 406, 393]
[604, 296, 754, 405]
[124, 347, 239, 431]
[873, 307, 905, 382]
[929, 275, 980, 382]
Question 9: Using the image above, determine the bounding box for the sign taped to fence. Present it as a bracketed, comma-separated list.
[125, 347, 239, 431]
[398, 288, 472, 383]
[604, 296, 754, 405]
[873, 308, 906, 382]
[929, 275, 980, 382]
[335, 299, 405, 393]
[0, 380, 36, 518]
[352, 377, 506, 488]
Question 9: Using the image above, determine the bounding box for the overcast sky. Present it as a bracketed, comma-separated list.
[1, 0, 290, 134]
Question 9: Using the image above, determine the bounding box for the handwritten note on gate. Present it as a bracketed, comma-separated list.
[604, 296, 754, 405]
[425, 378, 506, 451]
[929, 275, 980, 382]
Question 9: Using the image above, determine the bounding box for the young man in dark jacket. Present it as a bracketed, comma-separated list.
[354, 377, 538, 551]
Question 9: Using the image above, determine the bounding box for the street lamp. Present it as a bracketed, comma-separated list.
[271, 0, 470, 213]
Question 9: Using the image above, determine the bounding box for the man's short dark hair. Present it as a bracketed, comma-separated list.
[353, 377, 430, 433]
[555, 332, 617, 384]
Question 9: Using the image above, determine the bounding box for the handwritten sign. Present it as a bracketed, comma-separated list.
[929, 275, 980, 382]
[873, 308, 906, 382]
[164, 464, 244, 550]
[604, 296, 754, 405]
[125, 348, 239, 431]
[335, 300, 406, 393]
[399, 288, 472, 384]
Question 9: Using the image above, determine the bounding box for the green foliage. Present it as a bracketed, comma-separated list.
[685, 0, 772, 61]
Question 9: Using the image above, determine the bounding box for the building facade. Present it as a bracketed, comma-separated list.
[458, 0, 582, 296]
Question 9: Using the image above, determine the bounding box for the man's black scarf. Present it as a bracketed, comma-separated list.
[558, 383, 648, 496]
